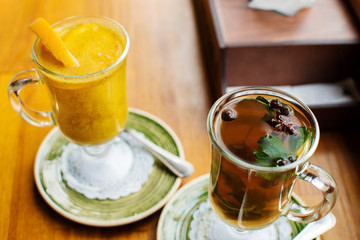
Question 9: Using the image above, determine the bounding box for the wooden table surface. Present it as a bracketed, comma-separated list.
[0, 0, 359, 239]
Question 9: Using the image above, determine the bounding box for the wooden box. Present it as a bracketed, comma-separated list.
[193, 0, 360, 128]
[193, 0, 360, 98]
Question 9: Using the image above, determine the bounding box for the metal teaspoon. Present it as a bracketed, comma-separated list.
[124, 128, 194, 178]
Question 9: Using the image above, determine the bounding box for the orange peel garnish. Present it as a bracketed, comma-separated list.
[29, 17, 79, 67]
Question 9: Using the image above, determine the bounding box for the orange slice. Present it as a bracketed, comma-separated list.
[29, 17, 79, 67]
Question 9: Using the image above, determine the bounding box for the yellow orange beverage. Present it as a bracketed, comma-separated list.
[32, 16, 129, 145]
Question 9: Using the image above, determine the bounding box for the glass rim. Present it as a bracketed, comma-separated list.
[31, 15, 130, 78]
[207, 86, 320, 172]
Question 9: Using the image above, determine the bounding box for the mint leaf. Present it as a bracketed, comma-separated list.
[254, 135, 295, 167]
[256, 96, 274, 116]
[262, 113, 274, 122]
[256, 96, 269, 105]
[253, 149, 273, 167]
[289, 127, 309, 152]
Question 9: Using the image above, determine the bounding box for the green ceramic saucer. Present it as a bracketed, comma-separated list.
[34, 108, 182, 227]
[158, 174, 335, 240]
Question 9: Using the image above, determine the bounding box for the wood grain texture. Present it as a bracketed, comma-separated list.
[213, 0, 360, 45]
[0, 0, 359, 239]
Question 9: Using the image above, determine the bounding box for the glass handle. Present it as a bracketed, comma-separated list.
[8, 69, 55, 127]
[287, 163, 338, 223]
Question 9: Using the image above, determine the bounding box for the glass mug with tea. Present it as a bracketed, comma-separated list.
[8, 16, 132, 199]
[207, 87, 337, 238]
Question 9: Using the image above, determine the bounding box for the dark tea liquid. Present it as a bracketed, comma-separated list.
[210, 95, 314, 230]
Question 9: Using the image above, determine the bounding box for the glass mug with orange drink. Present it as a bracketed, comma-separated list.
[207, 87, 338, 237]
[8, 16, 131, 199]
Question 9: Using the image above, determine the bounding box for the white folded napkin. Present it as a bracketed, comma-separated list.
[248, 0, 315, 16]
[226, 79, 360, 108]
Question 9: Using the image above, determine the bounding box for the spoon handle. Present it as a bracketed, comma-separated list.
[125, 129, 194, 178]
[293, 213, 336, 240]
